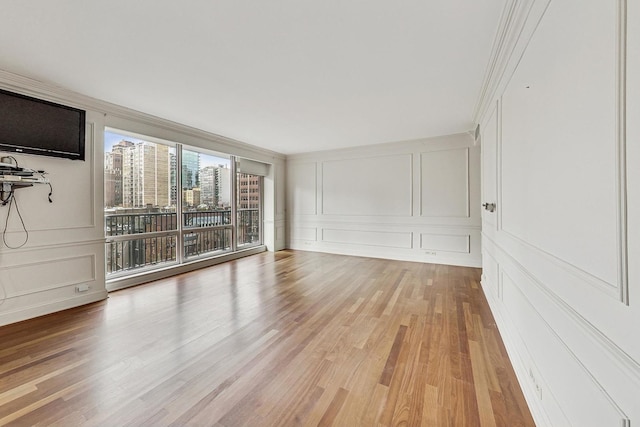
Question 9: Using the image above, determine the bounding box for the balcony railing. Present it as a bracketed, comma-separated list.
[237, 208, 260, 246]
[106, 212, 177, 236]
[105, 208, 260, 275]
[183, 228, 232, 260]
[106, 235, 177, 274]
[183, 210, 231, 228]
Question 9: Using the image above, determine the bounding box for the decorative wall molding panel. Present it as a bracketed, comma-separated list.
[420, 233, 470, 254]
[481, 247, 500, 300]
[287, 162, 317, 215]
[0, 242, 106, 326]
[501, 270, 629, 427]
[1, 254, 96, 297]
[287, 133, 481, 267]
[290, 227, 318, 242]
[321, 154, 413, 217]
[499, 0, 627, 301]
[483, 235, 640, 384]
[419, 148, 469, 218]
[0, 106, 107, 326]
[322, 229, 413, 249]
[478, 0, 638, 424]
[482, 235, 636, 427]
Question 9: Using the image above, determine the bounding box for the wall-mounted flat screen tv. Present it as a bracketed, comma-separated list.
[0, 88, 85, 161]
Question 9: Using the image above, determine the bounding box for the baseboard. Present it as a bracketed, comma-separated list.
[287, 244, 482, 268]
[480, 282, 553, 427]
[0, 290, 108, 327]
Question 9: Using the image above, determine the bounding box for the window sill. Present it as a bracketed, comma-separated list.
[106, 245, 267, 292]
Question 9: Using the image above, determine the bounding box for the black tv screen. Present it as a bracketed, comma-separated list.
[0, 89, 85, 161]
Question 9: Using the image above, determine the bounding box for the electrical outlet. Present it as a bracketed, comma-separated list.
[76, 284, 90, 293]
[528, 367, 543, 400]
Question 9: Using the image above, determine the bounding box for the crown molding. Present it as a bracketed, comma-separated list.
[472, 0, 552, 126]
[0, 69, 285, 161]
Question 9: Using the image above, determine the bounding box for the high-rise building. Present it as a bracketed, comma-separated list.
[183, 187, 201, 207]
[200, 166, 216, 207]
[237, 173, 260, 209]
[104, 140, 133, 208]
[111, 139, 135, 154]
[104, 152, 120, 208]
[122, 142, 170, 208]
[182, 150, 200, 190]
[216, 166, 231, 207]
[236, 173, 261, 245]
[170, 152, 177, 206]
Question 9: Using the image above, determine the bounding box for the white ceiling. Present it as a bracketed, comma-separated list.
[0, 0, 504, 155]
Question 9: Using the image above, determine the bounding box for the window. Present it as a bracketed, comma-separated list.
[104, 130, 267, 280]
[181, 149, 233, 259]
[236, 172, 262, 247]
[104, 131, 178, 275]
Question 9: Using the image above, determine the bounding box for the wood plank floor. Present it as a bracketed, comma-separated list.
[0, 250, 536, 426]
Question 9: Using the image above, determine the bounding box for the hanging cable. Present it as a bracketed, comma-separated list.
[0, 189, 12, 206]
[40, 172, 53, 203]
[2, 192, 29, 249]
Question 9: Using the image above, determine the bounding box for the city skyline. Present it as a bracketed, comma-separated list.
[104, 134, 256, 211]
[105, 131, 230, 169]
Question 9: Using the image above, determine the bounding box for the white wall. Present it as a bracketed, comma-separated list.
[0, 107, 107, 326]
[0, 71, 286, 326]
[477, 0, 639, 425]
[286, 133, 481, 267]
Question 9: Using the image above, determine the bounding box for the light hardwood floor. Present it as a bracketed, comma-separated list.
[0, 250, 535, 426]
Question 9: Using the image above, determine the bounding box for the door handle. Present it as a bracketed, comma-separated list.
[482, 202, 496, 212]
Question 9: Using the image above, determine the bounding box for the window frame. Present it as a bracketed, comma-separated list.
[104, 129, 266, 284]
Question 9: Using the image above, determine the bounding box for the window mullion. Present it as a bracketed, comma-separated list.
[259, 175, 264, 245]
[231, 155, 238, 252]
[176, 144, 184, 264]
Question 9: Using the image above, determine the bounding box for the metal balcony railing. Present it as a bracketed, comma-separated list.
[105, 208, 260, 275]
[183, 210, 231, 228]
[183, 228, 232, 259]
[237, 208, 261, 246]
[105, 212, 177, 236]
[106, 235, 177, 274]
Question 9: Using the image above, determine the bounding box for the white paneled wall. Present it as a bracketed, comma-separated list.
[0, 72, 286, 326]
[0, 110, 107, 326]
[287, 133, 481, 267]
[477, 0, 639, 425]
[420, 148, 470, 217]
[322, 154, 413, 216]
